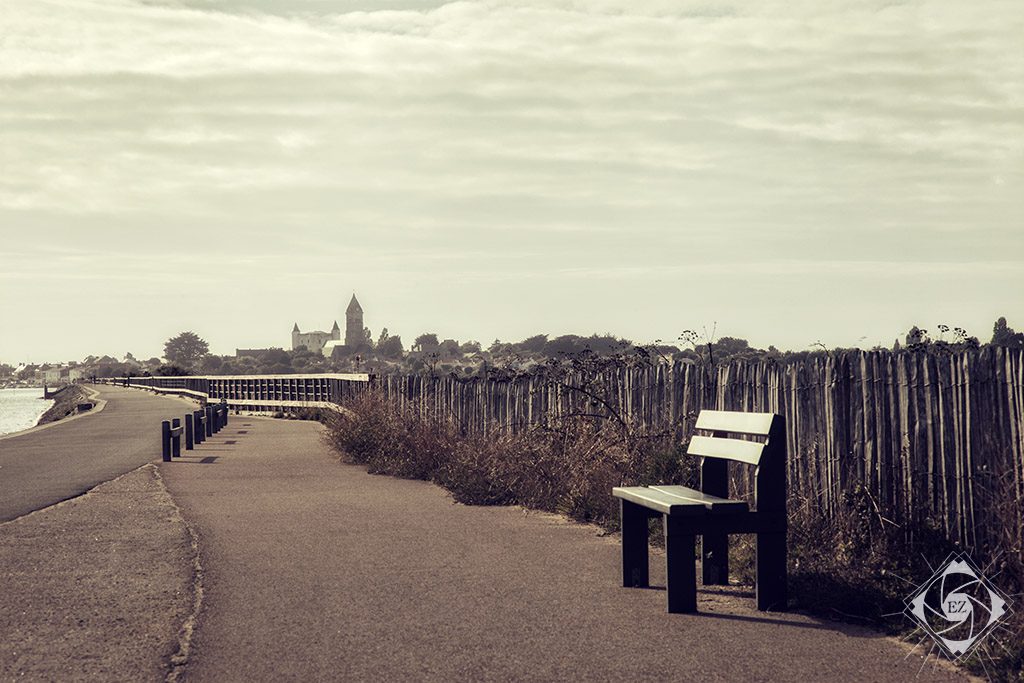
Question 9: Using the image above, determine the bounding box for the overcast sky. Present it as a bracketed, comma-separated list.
[2, 0, 1021, 363]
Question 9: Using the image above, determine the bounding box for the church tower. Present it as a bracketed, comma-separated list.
[292, 322, 300, 349]
[331, 320, 341, 341]
[345, 294, 363, 348]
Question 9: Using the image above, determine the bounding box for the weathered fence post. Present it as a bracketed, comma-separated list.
[185, 413, 194, 450]
[161, 420, 171, 462]
[171, 418, 181, 458]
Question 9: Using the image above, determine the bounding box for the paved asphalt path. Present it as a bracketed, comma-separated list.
[0, 385, 196, 521]
[161, 417, 970, 683]
[0, 465, 194, 681]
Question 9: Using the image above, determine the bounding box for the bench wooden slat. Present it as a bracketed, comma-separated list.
[687, 434, 765, 465]
[649, 485, 748, 513]
[695, 410, 775, 436]
[612, 487, 707, 516]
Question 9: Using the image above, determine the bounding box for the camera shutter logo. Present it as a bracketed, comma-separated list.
[904, 552, 1011, 662]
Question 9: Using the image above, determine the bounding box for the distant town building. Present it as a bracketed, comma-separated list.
[321, 340, 346, 358]
[291, 321, 340, 353]
[292, 294, 366, 354]
[37, 365, 84, 384]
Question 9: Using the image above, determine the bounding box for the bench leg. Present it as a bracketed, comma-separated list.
[620, 500, 649, 588]
[756, 531, 787, 611]
[701, 532, 729, 586]
[664, 515, 697, 613]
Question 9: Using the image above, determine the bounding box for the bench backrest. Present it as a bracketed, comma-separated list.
[686, 410, 786, 513]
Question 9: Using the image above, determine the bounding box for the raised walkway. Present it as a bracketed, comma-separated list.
[159, 416, 970, 682]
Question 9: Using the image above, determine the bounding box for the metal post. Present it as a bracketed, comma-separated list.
[171, 418, 181, 458]
[185, 413, 194, 450]
[205, 406, 213, 437]
[221, 399, 229, 427]
[161, 421, 171, 462]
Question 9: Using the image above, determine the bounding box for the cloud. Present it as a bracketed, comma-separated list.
[1, 0, 1021, 359]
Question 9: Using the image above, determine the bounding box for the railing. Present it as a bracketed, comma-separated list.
[97, 373, 371, 414]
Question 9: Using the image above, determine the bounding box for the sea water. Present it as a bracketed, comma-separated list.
[0, 388, 54, 437]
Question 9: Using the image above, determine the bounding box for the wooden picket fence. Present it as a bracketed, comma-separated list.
[374, 347, 1024, 550]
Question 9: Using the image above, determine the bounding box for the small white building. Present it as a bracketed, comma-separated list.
[322, 340, 346, 358]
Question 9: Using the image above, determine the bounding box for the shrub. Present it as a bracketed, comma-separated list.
[324, 391, 693, 529]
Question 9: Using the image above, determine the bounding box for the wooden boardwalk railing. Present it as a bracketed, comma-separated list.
[99, 373, 371, 413]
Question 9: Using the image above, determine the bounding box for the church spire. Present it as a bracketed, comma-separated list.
[345, 293, 364, 347]
[292, 322, 300, 332]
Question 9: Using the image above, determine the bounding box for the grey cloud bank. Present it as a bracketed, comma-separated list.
[1, 0, 1021, 361]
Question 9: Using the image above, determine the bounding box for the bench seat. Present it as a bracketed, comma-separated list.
[612, 486, 748, 515]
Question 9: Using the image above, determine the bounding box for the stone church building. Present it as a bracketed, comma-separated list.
[292, 294, 364, 355]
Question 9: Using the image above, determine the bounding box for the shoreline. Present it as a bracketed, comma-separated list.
[36, 385, 91, 427]
[0, 385, 106, 443]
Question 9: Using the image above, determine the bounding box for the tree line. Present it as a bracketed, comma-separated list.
[13, 316, 1016, 381]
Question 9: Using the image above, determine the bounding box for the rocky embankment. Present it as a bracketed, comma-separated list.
[37, 385, 92, 426]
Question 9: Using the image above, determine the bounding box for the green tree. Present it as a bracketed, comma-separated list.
[164, 331, 209, 367]
[438, 339, 460, 359]
[155, 364, 188, 376]
[378, 335, 404, 359]
[992, 317, 1024, 349]
[414, 333, 439, 352]
[517, 334, 548, 354]
[200, 355, 223, 372]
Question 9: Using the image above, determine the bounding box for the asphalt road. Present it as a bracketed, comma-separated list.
[0, 385, 196, 521]
[160, 417, 970, 683]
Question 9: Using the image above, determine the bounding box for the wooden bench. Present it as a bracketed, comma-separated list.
[612, 410, 787, 613]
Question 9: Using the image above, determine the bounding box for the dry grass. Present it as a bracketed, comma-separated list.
[325, 391, 1022, 680]
[324, 390, 694, 527]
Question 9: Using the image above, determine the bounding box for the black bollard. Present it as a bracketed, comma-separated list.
[185, 413, 194, 450]
[171, 418, 181, 458]
[205, 406, 214, 437]
[194, 410, 205, 444]
[161, 421, 171, 462]
[221, 400, 229, 427]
